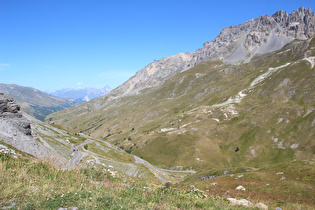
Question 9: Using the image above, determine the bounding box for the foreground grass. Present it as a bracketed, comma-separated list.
[1, 153, 245, 209]
[186, 161, 315, 209]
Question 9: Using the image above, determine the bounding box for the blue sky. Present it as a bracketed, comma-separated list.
[1, 0, 314, 92]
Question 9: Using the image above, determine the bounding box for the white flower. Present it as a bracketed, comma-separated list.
[235, 174, 243, 179]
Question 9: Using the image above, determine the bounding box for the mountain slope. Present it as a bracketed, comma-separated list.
[0, 84, 76, 121]
[46, 7, 315, 171]
[47, 37, 315, 170]
[0, 92, 171, 181]
[49, 86, 112, 103]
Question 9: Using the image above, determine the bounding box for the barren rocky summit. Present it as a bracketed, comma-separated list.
[109, 7, 315, 98]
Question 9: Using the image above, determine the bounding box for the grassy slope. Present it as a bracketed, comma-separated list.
[46, 38, 315, 171]
[0, 153, 244, 210]
[2, 38, 314, 208]
[184, 160, 315, 209]
[21, 101, 74, 121]
[1, 153, 313, 209]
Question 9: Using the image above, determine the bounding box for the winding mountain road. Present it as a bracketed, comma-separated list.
[69, 139, 93, 167]
[69, 134, 190, 182]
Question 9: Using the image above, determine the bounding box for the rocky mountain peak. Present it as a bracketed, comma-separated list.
[112, 52, 193, 97]
[105, 7, 315, 99]
[199, 7, 315, 63]
[271, 6, 315, 38]
[272, 10, 288, 22]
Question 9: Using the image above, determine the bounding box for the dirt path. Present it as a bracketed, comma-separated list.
[133, 155, 169, 182]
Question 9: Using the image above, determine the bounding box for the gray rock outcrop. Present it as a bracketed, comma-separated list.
[0, 93, 32, 136]
[0, 93, 50, 158]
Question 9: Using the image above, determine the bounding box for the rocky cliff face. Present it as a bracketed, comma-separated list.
[198, 7, 315, 63]
[0, 93, 32, 137]
[109, 7, 315, 98]
[112, 52, 193, 97]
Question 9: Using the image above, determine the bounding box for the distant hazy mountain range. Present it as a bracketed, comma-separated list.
[48, 86, 112, 103]
[0, 83, 76, 121]
[0, 84, 111, 121]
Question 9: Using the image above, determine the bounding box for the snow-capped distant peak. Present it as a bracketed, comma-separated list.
[84, 95, 89, 102]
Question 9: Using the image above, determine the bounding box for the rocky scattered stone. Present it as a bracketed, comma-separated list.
[57, 207, 78, 210]
[226, 198, 253, 207]
[199, 174, 218, 181]
[1, 202, 16, 209]
[227, 197, 269, 209]
[236, 185, 246, 191]
[256, 202, 269, 209]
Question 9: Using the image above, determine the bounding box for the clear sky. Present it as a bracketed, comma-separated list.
[1, 0, 314, 92]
